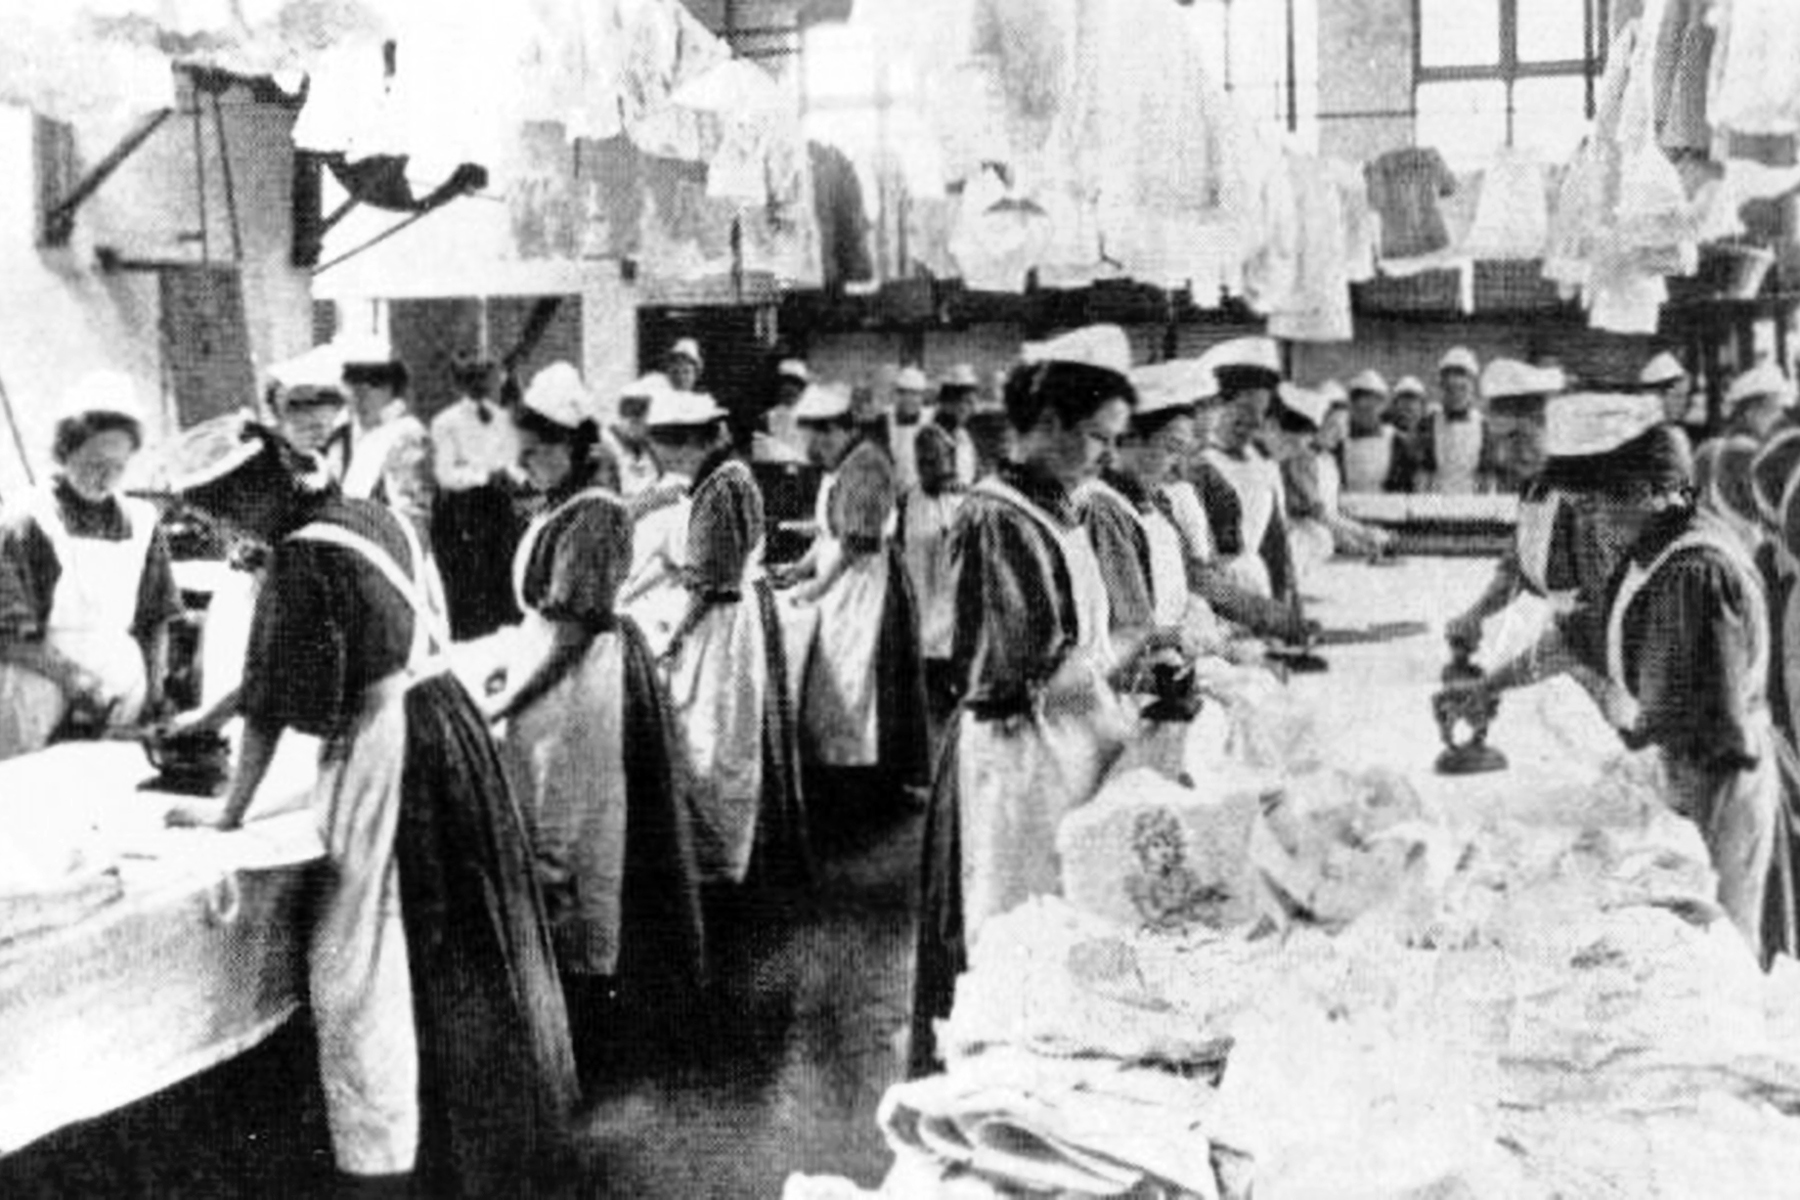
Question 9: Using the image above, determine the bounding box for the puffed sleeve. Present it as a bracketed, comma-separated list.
[1628, 550, 1761, 768]
[537, 498, 632, 629]
[830, 443, 896, 553]
[1192, 462, 1245, 558]
[1281, 455, 1327, 520]
[950, 500, 1074, 717]
[687, 464, 763, 597]
[1078, 490, 1154, 634]
[240, 541, 349, 736]
[0, 511, 58, 641]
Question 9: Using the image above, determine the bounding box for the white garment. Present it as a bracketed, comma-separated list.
[601, 426, 661, 499]
[1431, 412, 1485, 495]
[799, 472, 892, 767]
[285, 515, 445, 1176]
[903, 488, 964, 662]
[1708, 0, 1800, 137]
[958, 476, 1127, 942]
[0, 487, 156, 760]
[1203, 448, 1283, 597]
[430, 397, 519, 493]
[1342, 429, 1396, 494]
[890, 417, 924, 494]
[1160, 479, 1216, 563]
[498, 488, 629, 976]
[338, 403, 421, 503]
[1460, 151, 1551, 261]
[1514, 490, 1576, 612]
[621, 482, 693, 657]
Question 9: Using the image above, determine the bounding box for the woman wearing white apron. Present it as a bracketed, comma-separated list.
[1340, 370, 1420, 494]
[1698, 362, 1795, 555]
[911, 326, 1165, 1077]
[1445, 400, 1783, 963]
[0, 372, 180, 760]
[647, 390, 813, 894]
[166, 419, 577, 1197]
[906, 377, 980, 748]
[782, 384, 930, 831]
[484, 370, 702, 1078]
[1291, 394, 1394, 563]
[1423, 346, 1487, 495]
[1193, 342, 1301, 610]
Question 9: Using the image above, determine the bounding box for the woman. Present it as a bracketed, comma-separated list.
[0, 372, 181, 760]
[782, 383, 930, 827]
[165, 417, 576, 1197]
[1281, 386, 1391, 571]
[1447, 395, 1781, 962]
[638, 389, 812, 895]
[911, 325, 1165, 1077]
[430, 352, 523, 640]
[483, 364, 703, 1075]
[1194, 339, 1300, 612]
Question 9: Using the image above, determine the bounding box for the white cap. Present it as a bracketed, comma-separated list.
[1275, 382, 1329, 430]
[894, 366, 929, 392]
[1438, 346, 1479, 376]
[1317, 379, 1349, 408]
[1348, 369, 1389, 397]
[1199, 336, 1282, 379]
[1020, 324, 1134, 380]
[267, 343, 349, 392]
[59, 369, 144, 424]
[1726, 362, 1795, 410]
[1480, 358, 1565, 401]
[792, 382, 853, 422]
[941, 363, 980, 389]
[668, 338, 704, 368]
[522, 362, 592, 429]
[1131, 359, 1215, 415]
[621, 374, 672, 403]
[1544, 393, 1665, 457]
[777, 358, 811, 384]
[646, 389, 727, 428]
[1639, 351, 1688, 387]
[1393, 375, 1427, 398]
[332, 331, 393, 367]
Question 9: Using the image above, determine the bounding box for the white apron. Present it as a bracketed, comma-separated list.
[958, 477, 1128, 943]
[602, 426, 661, 499]
[497, 488, 629, 976]
[666, 529, 770, 884]
[1605, 520, 1777, 950]
[1203, 448, 1280, 598]
[800, 471, 894, 767]
[1159, 479, 1216, 563]
[903, 488, 964, 662]
[1431, 411, 1484, 495]
[1698, 436, 1766, 555]
[0, 487, 156, 760]
[891, 418, 923, 494]
[621, 483, 694, 658]
[286, 515, 449, 1176]
[1514, 489, 1579, 613]
[1342, 428, 1395, 494]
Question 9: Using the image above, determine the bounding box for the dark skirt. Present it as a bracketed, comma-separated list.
[907, 715, 965, 1079]
[876, 541, 933, 792]
[433, 485, 522, 640]
[397, 673, 579, 1198]
[749, 578, 817, 895]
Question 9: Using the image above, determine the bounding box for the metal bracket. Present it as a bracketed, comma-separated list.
[40, 107, 174, 248]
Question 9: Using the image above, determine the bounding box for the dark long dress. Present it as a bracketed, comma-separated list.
[243, 496, 577, 1196]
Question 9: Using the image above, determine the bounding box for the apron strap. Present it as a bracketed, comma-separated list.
[290, 518, 450, 659]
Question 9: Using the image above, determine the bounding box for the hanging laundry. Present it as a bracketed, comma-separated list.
[1461, 150, 1552, 260]
[1365, 147, 1458, 259]
[945, 166, 1053, 292]
[1328, 158, 1379, 284]
[1267, 154, 1355, 342]
[810, 142, 875, 287]
[1708, 0, 1800, 138]
[1651, 0, 1714, 153]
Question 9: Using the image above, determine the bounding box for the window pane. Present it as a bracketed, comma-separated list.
[1510, 75, 1590, 159]
[1419, 0, 1501, 68]
[1517, 0, 1589, 63]
[1416, 80, 1508, 168]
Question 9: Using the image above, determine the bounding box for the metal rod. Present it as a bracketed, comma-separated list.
[1284, 0, 1298, 133]
[190, 96, 209, 263]
[40, 108, 173, 246]
[209, 89, 244, 263]
[311, 208, 435, 276]
[0, 368, 36, 487]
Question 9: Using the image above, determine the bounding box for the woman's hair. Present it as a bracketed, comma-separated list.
[341, 360, 410, 395]
[515, 405, 600, 471]
[1003, 361, 1135, 433]
[1128, 405, 1194, 441]
[53, 410, 143, 463]
[449, 355, 497, 399]
[1271, 404, 1318, 437]
[1543, 425, 1692, 502]
[648, 419, 724, 451]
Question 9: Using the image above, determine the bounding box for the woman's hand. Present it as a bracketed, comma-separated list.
[165, 798, 236, 830]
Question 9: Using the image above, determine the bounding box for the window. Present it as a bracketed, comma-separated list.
[1415, 0, 1608, 168]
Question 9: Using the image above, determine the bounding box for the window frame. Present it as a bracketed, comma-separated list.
[1413, 0, 1610, 147]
